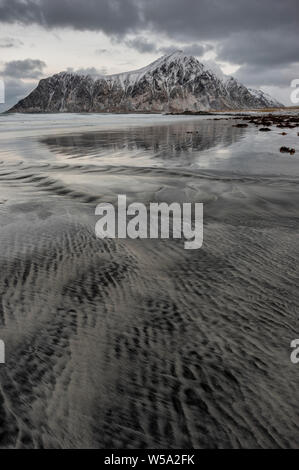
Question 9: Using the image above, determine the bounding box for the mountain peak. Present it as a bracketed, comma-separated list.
[8, 53, 283, 113]
[160, 50, 197, 64]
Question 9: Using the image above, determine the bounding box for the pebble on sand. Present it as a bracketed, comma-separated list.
[280, 146, 296, 155]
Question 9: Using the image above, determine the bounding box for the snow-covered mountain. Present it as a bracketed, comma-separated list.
[8, 51, 283, 113]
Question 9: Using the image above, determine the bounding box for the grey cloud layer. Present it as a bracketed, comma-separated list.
[0, 37, 23, 48]
[3, 59, 46, 79]
[0, 0, 297, 104]
[124, 38, 211, 57]
[0, 0, 297, 36]
[217, 31, 299, 67]
[0, 0, 141, 35]
[0, 0, 297, 66]
[235, 63, 299, 88]
[0, 0, 297, 38]
[0, 78, 36, 112]
[0, 58, 45, 112]
[124, 37, 157, 54]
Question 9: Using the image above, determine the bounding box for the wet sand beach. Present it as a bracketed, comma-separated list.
[0, 113, 298, 448]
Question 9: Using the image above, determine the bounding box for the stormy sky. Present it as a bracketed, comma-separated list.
[0, 0, 298, 110]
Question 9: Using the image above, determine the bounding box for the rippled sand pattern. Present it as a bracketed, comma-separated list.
[0, 114, 298, 448]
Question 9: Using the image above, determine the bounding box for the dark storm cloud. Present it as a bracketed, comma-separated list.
[0, 0, 297, 104]
[142, 0, 298, 39]
[217, 31, 299, 67]
[0, 0, 297, 39]
[0, 0, 141, 35]
[0, 0, 297, 67]
[3, 59, 46, 79]
[234, 62, 299, 88]
[0, 0, 299, 68]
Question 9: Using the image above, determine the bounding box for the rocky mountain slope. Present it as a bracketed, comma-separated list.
[8, 51, 283, 113]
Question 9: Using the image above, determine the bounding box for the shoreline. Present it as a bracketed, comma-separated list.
[3, 106, 299, 116]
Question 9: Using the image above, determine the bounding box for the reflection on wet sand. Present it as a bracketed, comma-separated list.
[40, 119, 246, 165]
